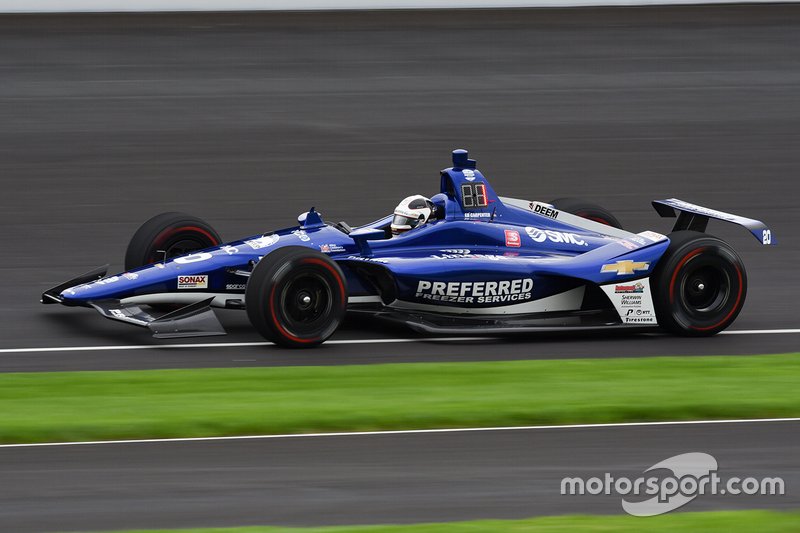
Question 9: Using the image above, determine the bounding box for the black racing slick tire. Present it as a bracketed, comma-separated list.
[651, 231, 747, 336]
[124, 212, 222, 271]
[549, 198, 623, 229]
[246, 246, 348, 348]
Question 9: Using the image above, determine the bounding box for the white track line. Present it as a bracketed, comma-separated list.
[1, 417, 798, 449]
[0, 337, 485, 354]
[0, 328, 797, 355]
[720, 329, 800, 335]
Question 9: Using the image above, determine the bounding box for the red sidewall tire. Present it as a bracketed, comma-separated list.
[124, 212, 222, 271]
[549, 197, 623, 229]
[652, 231, 747, 336]
[246, 246, 347, 348]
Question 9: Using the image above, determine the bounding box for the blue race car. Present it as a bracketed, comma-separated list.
[42, 149, 775, 347]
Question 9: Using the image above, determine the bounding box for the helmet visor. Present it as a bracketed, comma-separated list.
[392, 214, 423, 229]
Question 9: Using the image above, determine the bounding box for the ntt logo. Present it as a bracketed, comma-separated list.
[560, 452, 784, 516]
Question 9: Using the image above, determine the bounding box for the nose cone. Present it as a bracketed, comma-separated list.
[59, 273, 134, 304]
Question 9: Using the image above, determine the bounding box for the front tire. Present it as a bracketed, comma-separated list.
[125, 212, 222, 271]
[246, 246, 348, 348]
[651, 231, 747, 336]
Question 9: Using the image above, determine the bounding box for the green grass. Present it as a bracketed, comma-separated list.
[2, 353, 799, 444]
[92, 510, 800, 532]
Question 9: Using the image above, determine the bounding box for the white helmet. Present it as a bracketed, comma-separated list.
[391, 195, 435, 236]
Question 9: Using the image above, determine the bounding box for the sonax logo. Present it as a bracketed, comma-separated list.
[177, 275, 208, 289]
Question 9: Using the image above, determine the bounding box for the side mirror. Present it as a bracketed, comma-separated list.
[298, 208, 325, 229]
[349, 227, 387, 256]
[349, 227, 386, 241]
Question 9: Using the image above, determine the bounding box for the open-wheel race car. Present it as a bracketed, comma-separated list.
[42, 149, 775, 347]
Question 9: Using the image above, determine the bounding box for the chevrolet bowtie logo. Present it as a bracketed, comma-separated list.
[601, 260, 650, 276]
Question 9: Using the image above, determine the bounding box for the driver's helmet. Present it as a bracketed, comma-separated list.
[391, 195, 436, 236]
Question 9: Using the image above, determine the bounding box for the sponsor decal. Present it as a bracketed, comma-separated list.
[463, 169, 476, 181]
[639, 230, 667, 242]
[525, 227, 588, 246]
[601, 260, 650, 276]
[441, 249, 470, 254]
[505, 229, 521, 248]
[320, 243, 346, 253]
[221, 245, 239, 255]
[110, 309, 127, 319]
[430, 253, 511, 260]
[625, 307, 654, 322]
[93, 276, 120, 286]
[628, 236, 647, 246]
[292, 230, 311, 242]
[464, 212, 491, 219]
[615, 282, 645, 294]
[618, 240, 639, 251]
[346, 255, 388, 264]
[245, 234, 280, 250]
[601, 278, 657, 324]
[414, 278, 534, 304]
[155, 263, 166, 269]
[665, 200, 739, 223]
[533, 204, 559, 219]
[175, 252, 214, 264]
[177, 275, 208, 289]
[122, 272, 138, 280]
[225, 283, 246, 290]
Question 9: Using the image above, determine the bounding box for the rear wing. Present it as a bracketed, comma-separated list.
[652, 198, 775, 245]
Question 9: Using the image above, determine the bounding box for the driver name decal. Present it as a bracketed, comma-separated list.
[415, 279, 533, 304]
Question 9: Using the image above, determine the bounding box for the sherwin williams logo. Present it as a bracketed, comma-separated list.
[177, 275, 208, 289]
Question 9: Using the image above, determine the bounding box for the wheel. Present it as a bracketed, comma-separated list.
[651, 230, 747, 336]
[124, 212, 222, 271]
[550, 197, 623, 229]
[246, 246, 347, 348]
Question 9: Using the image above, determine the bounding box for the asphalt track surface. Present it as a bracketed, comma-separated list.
[0, 420, 796, 532]
[2, 6, 800, 373]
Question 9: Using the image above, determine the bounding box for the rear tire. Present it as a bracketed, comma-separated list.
[125, 212, 222, 271]
[246, 246, 347, 348]
[550, 197, 623, 229]
[651, 231, 747, 336]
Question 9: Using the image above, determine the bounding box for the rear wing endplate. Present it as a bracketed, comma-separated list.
[652, 198, 775, 245]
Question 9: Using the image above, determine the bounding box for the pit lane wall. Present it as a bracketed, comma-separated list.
[0, 0, 795, 13]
